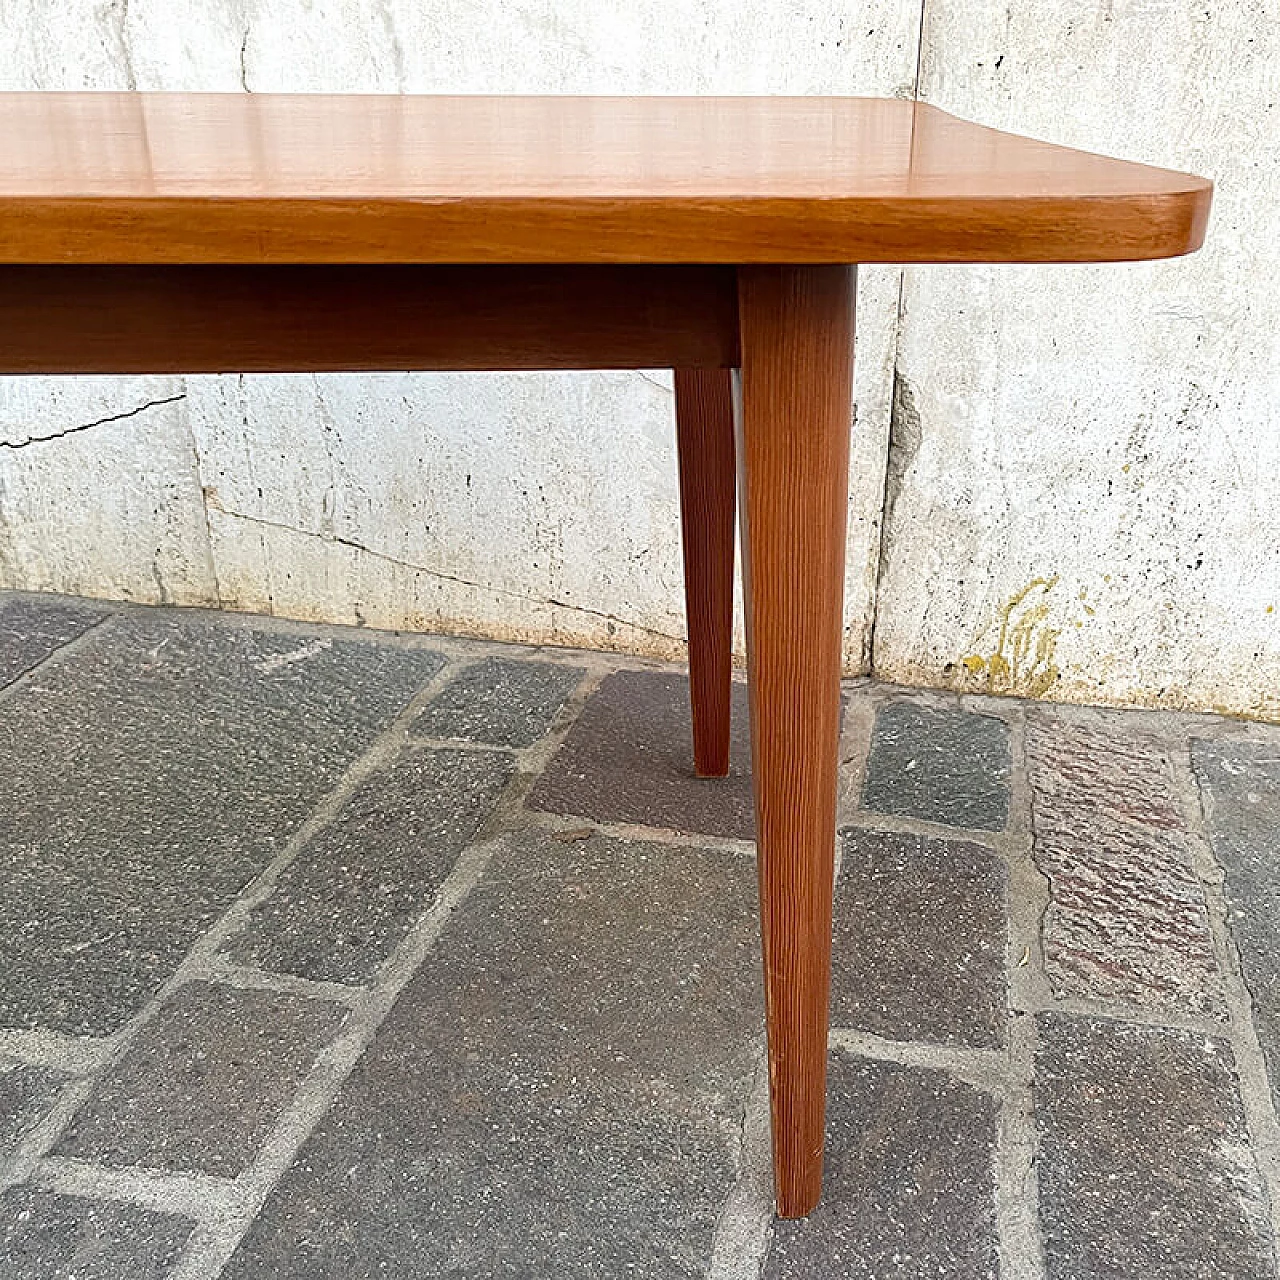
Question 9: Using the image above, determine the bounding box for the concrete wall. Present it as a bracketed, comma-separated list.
[0, 0, 914, 667]
[1, 2, 1274, 717]
[872, 2, 1280, 720]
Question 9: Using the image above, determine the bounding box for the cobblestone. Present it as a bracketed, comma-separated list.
[0, 611, 444, 1035]
[3, 595, 1280, 1279]
[0, 594, 108, 688]
[832, 829, 1007, 1047]
[1193, 739, 1280, 1112]
[224, 746, 513, 983]
[0, 1064, 64, 1153]
[1027, 717, 1224, 1016]
[861, 700, 1011, 831]
[529, 668, 754, 839]
[0, 1187, 193, 1279]
[1035, 1013, 1276, 1279]
[411, 656, 583, 747]
[766, 1053, 1000, 1279]
[223, 829, 759, 1279]
[55, 982, 347, 1176]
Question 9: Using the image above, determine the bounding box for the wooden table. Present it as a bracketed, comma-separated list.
[0, 94, 1211, 1219]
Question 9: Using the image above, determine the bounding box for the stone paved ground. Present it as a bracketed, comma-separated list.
[1, 591, 1279, 1279]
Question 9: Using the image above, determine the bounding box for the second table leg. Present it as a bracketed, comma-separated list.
[674, 368, 737, 778]
[735, 263, 855, 1218]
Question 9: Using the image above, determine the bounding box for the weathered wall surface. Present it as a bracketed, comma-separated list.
[0, 376, 215, 604]
[0, 0, 915, 664]
[873, 2, 1280, 719]
[1, 2, 1275, 715]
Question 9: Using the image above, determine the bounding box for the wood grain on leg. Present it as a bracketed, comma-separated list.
[674, 368, 737, 778]
[736, 265, 854, 1217]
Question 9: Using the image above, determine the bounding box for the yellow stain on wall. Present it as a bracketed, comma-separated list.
[960, 575, 1063, 697]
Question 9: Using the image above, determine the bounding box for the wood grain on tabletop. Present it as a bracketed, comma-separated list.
[0, 94, 1211, 264]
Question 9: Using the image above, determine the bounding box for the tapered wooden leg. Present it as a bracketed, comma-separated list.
[736, 265, 854, 1218]
[673, 368, 736, 778]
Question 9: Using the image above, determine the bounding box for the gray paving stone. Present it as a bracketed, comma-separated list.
[0, 1186, 193, 1280]
[224, 830, 761, 1279]
[1035, 1013, 1276, 1280]
[1192, 739, 1280, 1112]
[860, 700, 1010, 831]
[224, 745, 514, 983]
[0, 594, 108, 689]
[0, 1064, 64, 1152]
[412, 656, 583, 747]
[56, 981, 346, 1176]
[1027, 718, 1224, 1016]
[832, 829, 1007, 1047]
[766, 1053, 999, 1280]
[529, 669, 755, 839]
[0, 612, 445, 1035]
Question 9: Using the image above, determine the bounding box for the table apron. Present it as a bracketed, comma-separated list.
[0, 263, 742, 374]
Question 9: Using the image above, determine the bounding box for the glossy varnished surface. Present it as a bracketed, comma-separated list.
[0, 94, 1211, 264]
[737, 265, 856, 1216]
[674, 369, 737, 778]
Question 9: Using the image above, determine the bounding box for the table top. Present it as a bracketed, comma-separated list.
[0, 94, 1211, 266]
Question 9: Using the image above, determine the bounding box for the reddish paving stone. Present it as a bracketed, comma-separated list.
[1026, 718, 1223, 1017]
[1028, 719, 1186, 830]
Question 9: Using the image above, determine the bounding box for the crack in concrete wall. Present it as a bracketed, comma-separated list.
[882, 372, 924, 544]
[207, 496, 686, 647]
[113, 0, 137, 91]
[0, 395, 187, 451]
